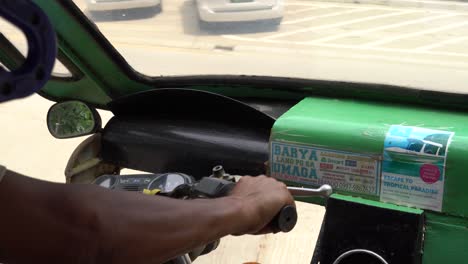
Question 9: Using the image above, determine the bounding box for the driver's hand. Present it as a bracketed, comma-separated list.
[228, 175, 295, 235]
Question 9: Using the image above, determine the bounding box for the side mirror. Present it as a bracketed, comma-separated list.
[47, 101, 101, 139]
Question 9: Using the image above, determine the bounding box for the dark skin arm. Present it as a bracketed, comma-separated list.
[0, 170, 294, 264]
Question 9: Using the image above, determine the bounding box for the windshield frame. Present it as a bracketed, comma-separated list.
[26, 0, 468, 110]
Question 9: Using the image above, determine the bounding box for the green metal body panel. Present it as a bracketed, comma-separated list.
[423, 212, 468, 264]
[272, 97, 468, 217]
[271, 97, 468, 263]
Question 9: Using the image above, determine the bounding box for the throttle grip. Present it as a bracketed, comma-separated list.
[193, 177, 298, 233]
[269, 205, 297, 233]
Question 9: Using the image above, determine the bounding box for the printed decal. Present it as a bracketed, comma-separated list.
[271, 142, 380, 195]
[380, 125, 454, 212]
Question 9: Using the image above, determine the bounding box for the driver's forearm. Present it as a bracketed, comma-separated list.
[0, 171, 244, 264]
[93, 183, 243, 264]
[0, 171, 101, 264]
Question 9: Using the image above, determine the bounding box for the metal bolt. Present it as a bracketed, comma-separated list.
[212, 165, 225, 178]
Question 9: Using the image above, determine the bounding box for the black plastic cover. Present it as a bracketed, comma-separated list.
[101, 89, 275, 178]
[316, 197, 424, 264]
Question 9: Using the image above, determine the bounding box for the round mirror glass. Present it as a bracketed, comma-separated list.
[47, 101, 100, 139]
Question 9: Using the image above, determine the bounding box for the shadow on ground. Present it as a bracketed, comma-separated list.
[180, 0, 281, 36]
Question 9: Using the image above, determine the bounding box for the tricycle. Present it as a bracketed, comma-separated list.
[3, 0, 468, 263]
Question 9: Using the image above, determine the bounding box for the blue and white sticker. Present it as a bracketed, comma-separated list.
[380, 125, 454, 212]
[270, 141, 380, 196]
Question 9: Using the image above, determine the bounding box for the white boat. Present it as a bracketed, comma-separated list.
[385, 139, 444, 164]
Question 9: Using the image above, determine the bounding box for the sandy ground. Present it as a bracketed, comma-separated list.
[0, 95, 86, 182]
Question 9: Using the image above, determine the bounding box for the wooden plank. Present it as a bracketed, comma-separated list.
[196, 202, 325, 264]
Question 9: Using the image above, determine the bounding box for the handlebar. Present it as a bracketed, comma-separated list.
[191, 177, 334, 233]
[94, 172, 333, 233]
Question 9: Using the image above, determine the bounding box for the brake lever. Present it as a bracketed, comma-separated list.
[288, 185, 333, 198]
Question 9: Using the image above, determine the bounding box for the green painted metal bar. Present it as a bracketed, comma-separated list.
[33, 0, 145, 100]
[0, 34, 23, 70]
[332, 193, 423, 214]
[41, 78, 111, 106]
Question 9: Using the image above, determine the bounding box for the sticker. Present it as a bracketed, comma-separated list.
[270, 142, 380, 195]
[380, 125, 454, 212]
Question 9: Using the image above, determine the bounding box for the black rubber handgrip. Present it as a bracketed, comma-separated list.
[195, 177, 297, 232]
[269, 205, 297, 233]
